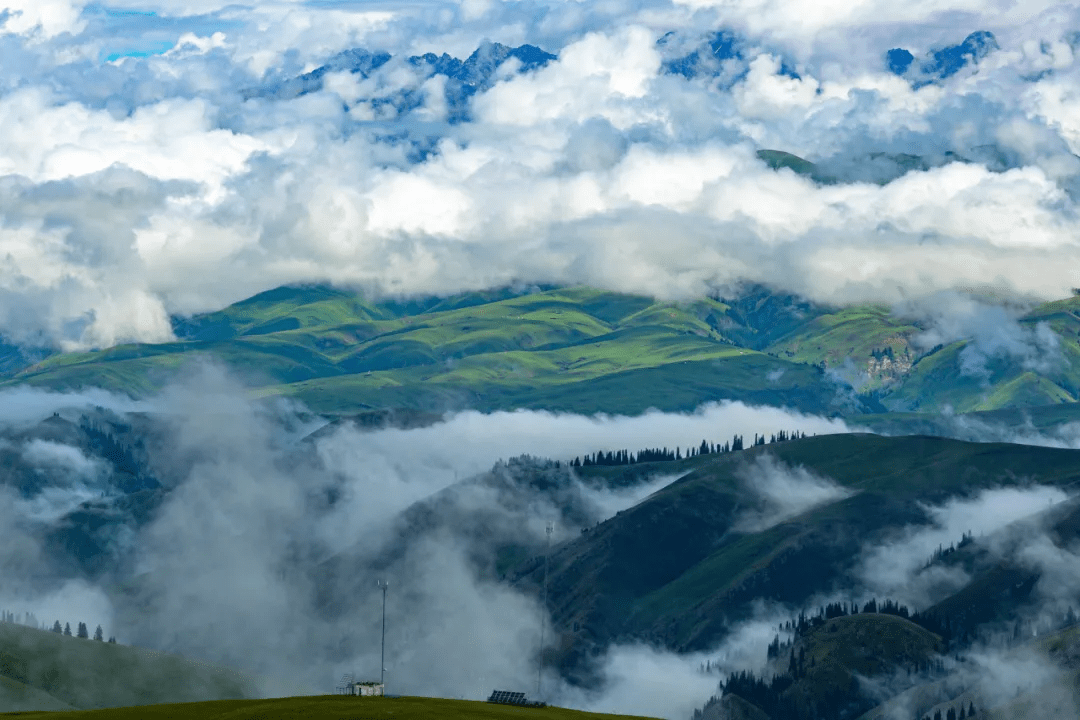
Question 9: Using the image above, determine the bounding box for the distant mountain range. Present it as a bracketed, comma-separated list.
[240, 28, 1001, 125]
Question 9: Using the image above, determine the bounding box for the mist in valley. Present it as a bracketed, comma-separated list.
[4, 360, 1080, 718]
[0, 361, 860, 716]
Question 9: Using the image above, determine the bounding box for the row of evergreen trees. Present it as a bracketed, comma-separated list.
[923, 531, 974, 569]
[569, 429, 809, 467]
[1, 610, 114, 643]
[762, 597, 956, 655]
[1, 610, 40, 626]
[922, 703, 977, 720]
[49, 620, 115, 643]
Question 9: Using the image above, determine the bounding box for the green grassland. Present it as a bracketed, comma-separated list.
[0, 622, 257, 711]
[883, 339, 1080, 413]
[2, 694, 661, 720]
[8, 283, 1080, 418]
[4, 286, 845, 416]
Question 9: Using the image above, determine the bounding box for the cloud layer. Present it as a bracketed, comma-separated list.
[0, 1, 1077, 347]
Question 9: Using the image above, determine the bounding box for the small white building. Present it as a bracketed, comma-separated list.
[348, 682, 384, 697]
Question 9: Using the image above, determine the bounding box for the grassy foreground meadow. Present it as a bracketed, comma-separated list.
[1, 695, 662, 720]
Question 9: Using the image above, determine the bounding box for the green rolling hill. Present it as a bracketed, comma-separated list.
[4, 283, 1080, 422]
[501, 434, 1080, 683]
[485, 433, 1080, 720]
[3, 286, 844, 416]
[0, 622, 257, 712]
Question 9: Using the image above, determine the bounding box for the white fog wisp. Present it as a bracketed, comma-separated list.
[733, 453, 853, 532]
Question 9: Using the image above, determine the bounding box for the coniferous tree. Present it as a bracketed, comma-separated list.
[94, 625, 104, 641]
[64, 622, 71, 636]
[767, 634, 780, 659]
[77, 622, 88, 639]
[52, 620, 62, 633]
[108, 636, 117, 644]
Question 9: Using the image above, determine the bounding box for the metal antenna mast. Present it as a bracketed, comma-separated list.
[538, 521, 553, 698]
[377, 580, 389, 687]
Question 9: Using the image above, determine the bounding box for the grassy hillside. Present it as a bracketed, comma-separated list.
[5, 286, 845, 416]
[757, 149, 817, 178]
[511, 434, 1080, 682]
[8, 283, 1080, 417]
[765, 305, 919, 388]
[790, 613, 942, 690]
[879, 296, 1080, 413]
[2, 694, 662, 720]
[0, 622, 257, 711]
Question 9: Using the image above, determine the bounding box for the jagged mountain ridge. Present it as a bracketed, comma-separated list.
[246, 41, 557, 122]
[243, 26, 1000, 126]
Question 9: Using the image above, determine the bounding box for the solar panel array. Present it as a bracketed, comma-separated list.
[487, 690, 528, 705]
